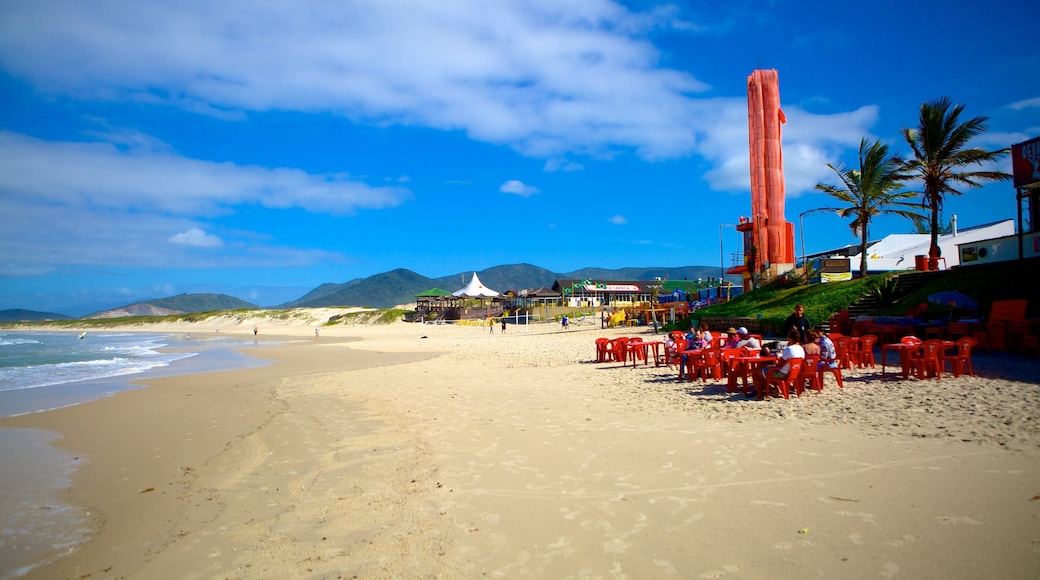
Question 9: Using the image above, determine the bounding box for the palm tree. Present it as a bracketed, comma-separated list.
[902, 97, 1011, 269]
[814, 138, 923, 277]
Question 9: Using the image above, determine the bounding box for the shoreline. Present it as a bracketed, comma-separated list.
[1, 320, 1038, 578]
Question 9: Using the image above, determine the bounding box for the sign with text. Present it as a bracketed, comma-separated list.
[1012, 136, 1040, 189]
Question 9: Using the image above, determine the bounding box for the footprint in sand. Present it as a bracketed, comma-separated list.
[937, 516, 981, 525]
[698, 564, 739, 578]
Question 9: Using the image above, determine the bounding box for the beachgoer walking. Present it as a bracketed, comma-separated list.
[315, 328, 320, 338]
[253, 325, 258, 336]
[562, 315, 569, 330]
[501, 317, 507, 332]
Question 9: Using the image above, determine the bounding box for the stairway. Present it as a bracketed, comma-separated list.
[825, 270, 945, 332]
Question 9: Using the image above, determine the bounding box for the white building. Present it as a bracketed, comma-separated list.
[805, 219, 1015, 274]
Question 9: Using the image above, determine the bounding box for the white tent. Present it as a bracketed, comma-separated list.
[452, 272, 500, 298]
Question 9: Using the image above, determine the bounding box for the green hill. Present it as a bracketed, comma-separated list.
[147, 293, 259, 312]
[86, 293, 261, 318]
[0, 309, 75, 323]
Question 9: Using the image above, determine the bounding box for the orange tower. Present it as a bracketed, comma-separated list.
[729, 69, 795, 291]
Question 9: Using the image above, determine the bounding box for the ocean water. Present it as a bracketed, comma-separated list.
[0, 331, 272, 578]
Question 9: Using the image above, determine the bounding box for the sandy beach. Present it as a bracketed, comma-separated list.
[2, 312, 1039, 578]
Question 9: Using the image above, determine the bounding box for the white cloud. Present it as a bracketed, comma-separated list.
[692, 98, 879, 195]
[0, 131, 412, 216]
[169, 227, 222, 247]
[544, 158, 584, 172]
[499, 179, 541, 197]
[0, 197, 344, 276]
[1007, 97, 1040, 111]
[0, 1, 710, 160]
[608, 214, 628, 225]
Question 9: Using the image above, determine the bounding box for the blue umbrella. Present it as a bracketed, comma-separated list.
[927, 291, 978, 311]
[928, 291, 978, 321]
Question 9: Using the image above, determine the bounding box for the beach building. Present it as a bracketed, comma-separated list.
[803, 219, 1015, 276]
[955, 136, 1040, 267]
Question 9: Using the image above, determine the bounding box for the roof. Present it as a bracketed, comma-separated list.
[517, 286, 561, 298]
[452, 272, 500, 298]
[415, 287, 452, 297]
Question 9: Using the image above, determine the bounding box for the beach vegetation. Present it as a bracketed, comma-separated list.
[901, 97, 1011, 269]
[813, 138, 923, 277]
[327, 308, 410, 325]
[673, 275, 877, 333]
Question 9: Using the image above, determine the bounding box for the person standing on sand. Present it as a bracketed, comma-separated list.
[782, 304, 811, 344]
[501, 317, 507, 333]
[253, 325, 258, 336]
[315, 328, 320, 338]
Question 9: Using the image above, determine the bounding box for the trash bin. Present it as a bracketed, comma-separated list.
[914, 255, 928, 271]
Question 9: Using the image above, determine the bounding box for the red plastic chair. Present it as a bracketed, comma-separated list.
[857, 334, 878, 368]
[899, 336, 923, 379]
[911, 339, 945, 380]
[941, 337, 977, 377]
[663, 338, 687, 368]
[800, 354, 821, 393]
[765, 357, 804, 399]
[625, 337, 647, 367]
[815, 361, 840, 388]
[595, 338, 610, 362]
[832, 336, 853, 370]
[690, 349, 722, 382]
[720, 348, 744, 392]
[605, 337, 627, 362]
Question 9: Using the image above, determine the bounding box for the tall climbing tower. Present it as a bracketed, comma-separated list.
[729, 69, 796, 291]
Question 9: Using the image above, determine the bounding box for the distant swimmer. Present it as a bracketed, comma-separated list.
[78, 332, 86, 339]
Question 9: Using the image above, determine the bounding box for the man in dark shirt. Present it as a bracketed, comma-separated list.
[783, 304, 811, 344]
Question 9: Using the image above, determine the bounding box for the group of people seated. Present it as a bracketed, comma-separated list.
[663, 322, 763, 354]
[660, 303, 841, 397]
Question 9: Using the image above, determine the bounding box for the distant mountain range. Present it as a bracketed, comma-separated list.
[0, 309, 75, 323]
[2, 265, 734, 321]
[280, 263, 733, 309]
[85, 293, 260, 319]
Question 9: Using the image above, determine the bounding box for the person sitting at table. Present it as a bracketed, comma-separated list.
[724, 327, 740, 348]
[803, 329, 821, 357]
[752, 328, 804, 397]
[735, 327, 760, 351]
[694, 322, 713, 349]
[816, 327, 838, 370]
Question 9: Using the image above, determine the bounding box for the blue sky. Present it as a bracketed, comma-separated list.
[1, 0, 1038, 316]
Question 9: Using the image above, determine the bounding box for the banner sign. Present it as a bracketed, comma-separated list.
[1012, 136, 1040, 189]
[583, 284, 640, 292]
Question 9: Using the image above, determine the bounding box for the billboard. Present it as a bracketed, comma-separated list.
[1012, 136, 1040, 189]
[810, 257, 852, 283]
